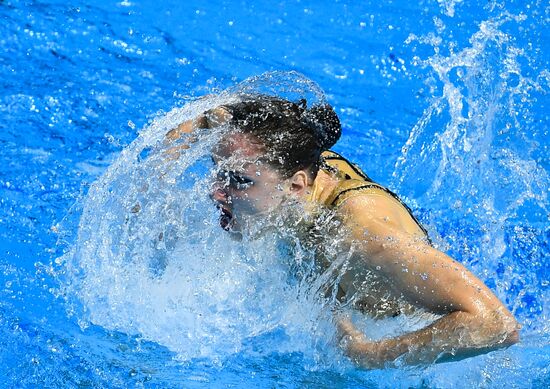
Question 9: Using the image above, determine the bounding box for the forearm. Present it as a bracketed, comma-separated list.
[343, 310, 519, 368]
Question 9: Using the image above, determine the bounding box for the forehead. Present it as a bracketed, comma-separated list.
[212, 132, 266, 166]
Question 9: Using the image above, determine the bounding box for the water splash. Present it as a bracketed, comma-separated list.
[53, 72, 348, 365]
[53, 70, 447, 370]
[394, 10, 549, 338]
[436, 0, 463, 18]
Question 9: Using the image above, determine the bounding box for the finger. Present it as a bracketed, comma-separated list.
[205, 106, 232, 127]
[163, 144, 191, 161]
[166, 120, 193, 141]
[165, 115, 209, 142]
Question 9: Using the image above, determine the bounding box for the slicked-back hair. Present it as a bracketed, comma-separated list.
[221, 95, 341, 179]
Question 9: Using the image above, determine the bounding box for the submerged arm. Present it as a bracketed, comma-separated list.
[336, 195, 519, 368]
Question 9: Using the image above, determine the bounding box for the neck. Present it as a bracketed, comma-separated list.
[306, 169, 339, 205]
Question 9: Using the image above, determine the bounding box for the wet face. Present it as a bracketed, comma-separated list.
[211, 132, 294, 231]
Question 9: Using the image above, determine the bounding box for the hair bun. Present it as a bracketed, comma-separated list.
[302, 103, 342, 150]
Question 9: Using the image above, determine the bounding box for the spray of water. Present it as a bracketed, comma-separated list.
[52, 72, 360, 366]
[394, 11, 548, 336]
[53, 70, 448, 369]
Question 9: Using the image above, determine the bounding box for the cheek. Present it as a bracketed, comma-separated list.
[229, 189, 259, 209]
[233, 186, 272, 210]
[231, 175, 285, 211]
[254, 184, 285, 207]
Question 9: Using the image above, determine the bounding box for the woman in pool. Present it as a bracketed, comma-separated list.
[166, 94, 519, 368]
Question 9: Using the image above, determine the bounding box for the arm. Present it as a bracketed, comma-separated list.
[163, 106, 231, 159]
[336, 195, 520, 368]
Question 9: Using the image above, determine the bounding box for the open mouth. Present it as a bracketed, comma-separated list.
[218, 206, 234, 230]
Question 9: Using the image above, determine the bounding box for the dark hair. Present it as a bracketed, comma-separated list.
[220, 95, 341, 178]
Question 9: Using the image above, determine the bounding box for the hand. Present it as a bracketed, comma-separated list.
[337, 317, 383, 369]
[163, 106, 230, 160]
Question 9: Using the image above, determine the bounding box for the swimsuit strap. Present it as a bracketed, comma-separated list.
[320, 150, 431, 240]
[328, 181, 385, 207]
[321, 150, 373, 182]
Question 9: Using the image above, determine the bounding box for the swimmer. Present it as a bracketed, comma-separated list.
[166, 94, 519, 368]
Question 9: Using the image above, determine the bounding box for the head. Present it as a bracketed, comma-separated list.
[209, 94, 341, 230]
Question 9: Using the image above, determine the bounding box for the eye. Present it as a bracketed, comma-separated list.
[217, 169, 229, 182]
[216, 170, 254, 190]
[231, 173, 254, 190]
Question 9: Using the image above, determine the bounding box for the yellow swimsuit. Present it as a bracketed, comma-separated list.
[308, 150, 429, 239]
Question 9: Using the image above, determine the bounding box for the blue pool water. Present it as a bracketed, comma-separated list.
[1, 0, 548, 387]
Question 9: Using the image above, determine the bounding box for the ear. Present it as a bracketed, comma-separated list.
[289, 170, 310, 196]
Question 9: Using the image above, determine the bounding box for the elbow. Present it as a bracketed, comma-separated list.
[482, 309, 521, 348]
[500, 317, 520, 346]
[504, 328, 520, 346]
[499, 309, 521, 346]
[461, 306, 520, 349]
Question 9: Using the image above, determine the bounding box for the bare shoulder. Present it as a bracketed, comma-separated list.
[335, 190, 422, 239]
